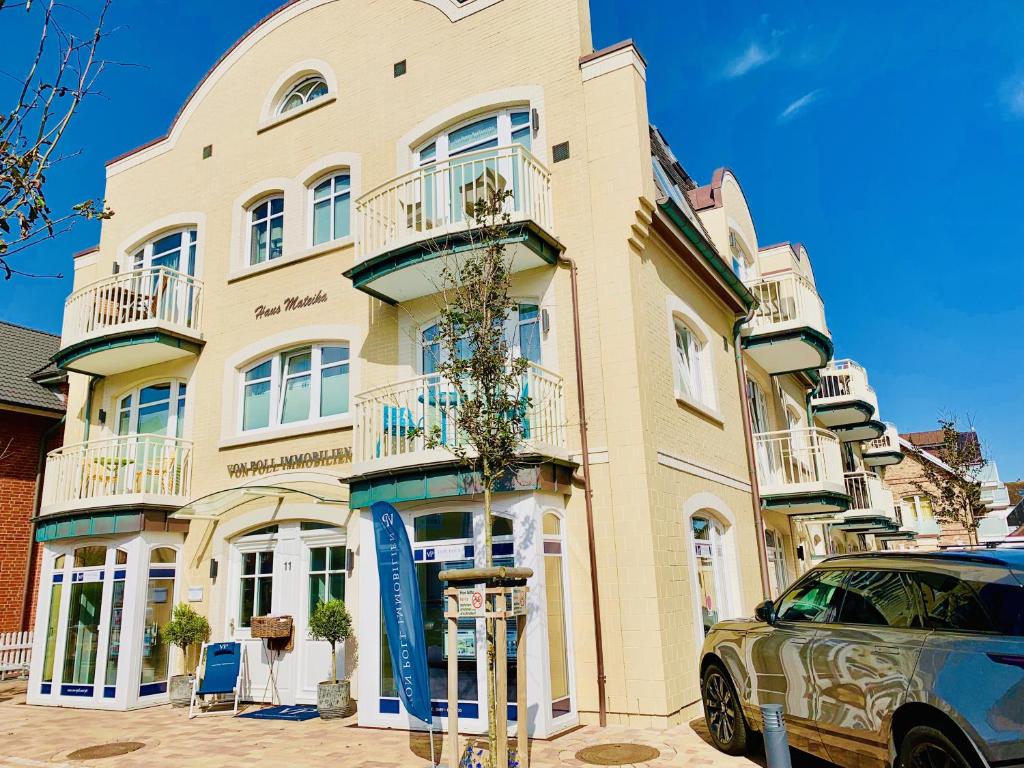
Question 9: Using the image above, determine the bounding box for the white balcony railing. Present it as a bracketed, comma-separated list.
[813, 359, 879, 412]
[865, 423, 900, 454]
[352, 364, 566, 467]
[753, 427, 844, 496]
[745, 270, 829, 340]
[356, 144, 553, 262]
[62, 267, 204, 348]
[844, 470, 896, 519]
[41, 435, 193, 511]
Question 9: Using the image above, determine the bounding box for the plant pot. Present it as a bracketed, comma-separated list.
[317, 680, 350, 719]
[169, 674, 194, 708]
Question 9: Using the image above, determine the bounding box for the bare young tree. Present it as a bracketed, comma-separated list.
[414, 188, 532, 766]
[910, 418, 988, 546]
[1, 0, 114, 280]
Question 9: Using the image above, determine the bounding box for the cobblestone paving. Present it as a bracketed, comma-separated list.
[0, 681, 823, 768]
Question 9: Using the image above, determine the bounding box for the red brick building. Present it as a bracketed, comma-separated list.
[0, 321, 66, 632]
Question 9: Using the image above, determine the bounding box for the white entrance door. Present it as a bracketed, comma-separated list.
[229, 522, 347, 706]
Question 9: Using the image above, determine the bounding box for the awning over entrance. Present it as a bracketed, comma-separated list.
[172, 477, 348, 521]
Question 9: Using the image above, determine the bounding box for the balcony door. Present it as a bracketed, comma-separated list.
[130, 229, 197, 276]
[115, 382, 186, 494]
[128, 229, 197, 326]
[413, 109, 533, 230]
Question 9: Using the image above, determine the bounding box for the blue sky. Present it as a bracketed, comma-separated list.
[2, 1, 1022, 479]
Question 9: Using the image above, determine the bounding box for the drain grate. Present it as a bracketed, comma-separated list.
[67, 742, 145, 761]
[576, 742, 660, 765]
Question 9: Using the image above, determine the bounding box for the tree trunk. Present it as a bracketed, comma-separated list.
[331, 641, 337, 685]
[483, 465, 498, 768]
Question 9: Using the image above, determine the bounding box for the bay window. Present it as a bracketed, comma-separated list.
[241, 343, 350, 432]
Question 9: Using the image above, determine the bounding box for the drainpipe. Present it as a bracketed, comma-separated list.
[733, 314, 772, 601]
[805, 387, 814, 426]
[20, 414, 65, 630]
[83, 375, 99, 440]
[557, 255, 607, 727]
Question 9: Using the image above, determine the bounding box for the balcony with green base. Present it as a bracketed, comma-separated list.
[754, 427, 850, 514]
[344, 144, 562, 305]
[346, 364, 573, 508]
[863, 423, 905, 467]
[54, 266, 204, 376]
[742, 269, 833, 375]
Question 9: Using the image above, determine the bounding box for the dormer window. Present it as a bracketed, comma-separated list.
[278, 76, 328, 115]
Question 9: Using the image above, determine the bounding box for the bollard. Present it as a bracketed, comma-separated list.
[760, 704, 793, 768]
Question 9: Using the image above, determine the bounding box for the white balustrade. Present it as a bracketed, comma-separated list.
[866, 423, 900, 454]
[356, 144, 553, 262]
[813, 359, 879, 412]
[844, 470, 896, 520]
[753, 427, 844, 495]
[61, 267, 204, 347]
[353, 364, 566, 466]
[746, 270, 830, 339]
[41, 435, 192, 510]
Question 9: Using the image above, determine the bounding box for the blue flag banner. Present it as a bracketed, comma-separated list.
[372, 501, 433, 725]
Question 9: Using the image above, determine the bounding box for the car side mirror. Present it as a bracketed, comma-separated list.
[754, 599, 776, 624]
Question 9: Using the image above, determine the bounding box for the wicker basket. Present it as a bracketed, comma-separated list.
[250, 615, 293, 639]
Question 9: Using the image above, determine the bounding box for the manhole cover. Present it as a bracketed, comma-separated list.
[575, 743, 660, 765]
[67, 742, 145, 760]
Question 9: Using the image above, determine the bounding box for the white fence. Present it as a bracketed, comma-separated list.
[844, 470, 896, 519]
[356, 144, 553, 262]
[866, 423, 900, 453]
[753, 427, 844, 494]
[746, 271, 829, 339]
[813, 359, 879, 412]
[0, 631, 33, 679]
[353, 364, 566, 465]
[42, 435, 193, 509]
[61, 266, 204, 347]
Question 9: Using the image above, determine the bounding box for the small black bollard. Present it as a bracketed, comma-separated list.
[760, 704, 793, 768]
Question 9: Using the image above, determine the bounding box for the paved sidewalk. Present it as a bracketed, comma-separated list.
[0, 681, 812, 768]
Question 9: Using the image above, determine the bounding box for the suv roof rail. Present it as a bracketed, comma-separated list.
[823, 550, 1018, 567]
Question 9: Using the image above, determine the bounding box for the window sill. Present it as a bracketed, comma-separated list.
[228, 237, 354, 283]
[257, 96, 336, 134]
[219, 414, 353, 449]
[674, 391, 724, 425]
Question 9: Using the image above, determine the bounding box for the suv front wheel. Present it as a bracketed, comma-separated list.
[701, 661, 749, 755]
[899, 726, 978, 768]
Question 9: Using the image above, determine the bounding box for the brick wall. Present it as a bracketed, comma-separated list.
[0, 410, 63, 632]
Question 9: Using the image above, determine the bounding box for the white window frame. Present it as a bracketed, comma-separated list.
[665, 296, 718, 420]
[308, 171, 352, 247]
[673, 318, 705, 403]
[115, 380, 187, 438]
[277, 76, 328, 116]
[414, 106, 533, 165]
[418, 301, 541, 375]
[248, 195, 285, 266]
[239, 343, 351, 434]
[128, 228, 198, 276]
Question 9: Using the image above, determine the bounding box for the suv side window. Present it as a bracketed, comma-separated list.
[906, 570, 1024, 635]
[837, 570, 920, 628]
[775, 569, 847, 623]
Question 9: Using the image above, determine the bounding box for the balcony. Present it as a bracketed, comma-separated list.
[344, 145, 562, 304]
[863, 423, 904, 466]
[349, 364, 567, 477]
[742, 270, 833, 374]
[754, 427, 849, 514]
[40, 435, 193, 515]
[835, 471, 899, 533]
[54, 267, 204, 376]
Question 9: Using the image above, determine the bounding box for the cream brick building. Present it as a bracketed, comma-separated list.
[28, 0, 910, 736]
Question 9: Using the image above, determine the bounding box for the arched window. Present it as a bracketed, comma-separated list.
[240, 343, 350, 432]
[420, 301, 540, 374]
[130, 228, 197, 276]
[116, 381, 187, 438]
[673, 318, 706, 404]
[278, 76, 328, 115]
[310, 172, 351, 245]
[248, 195, 285, 265]
[692, 515, 730, 636]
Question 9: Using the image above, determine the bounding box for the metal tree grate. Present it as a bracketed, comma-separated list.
[67, 742, 145, 760]
[575, 743, 661, 765]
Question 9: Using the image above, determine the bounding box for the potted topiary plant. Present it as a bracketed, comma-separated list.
[164, 602, 211, 707]
[308, 598, 353, 719]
